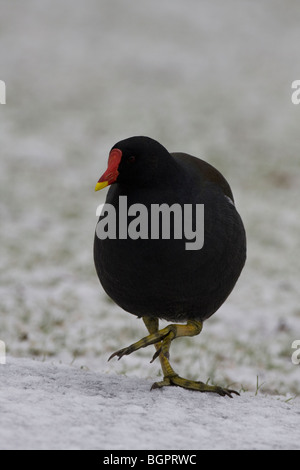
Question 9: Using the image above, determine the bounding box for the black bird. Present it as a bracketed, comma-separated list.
[94, 136, 246, 397]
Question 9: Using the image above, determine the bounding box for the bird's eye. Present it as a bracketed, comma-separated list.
[128, 156, 136, 163]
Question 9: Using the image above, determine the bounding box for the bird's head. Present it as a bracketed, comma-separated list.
[95, 136, 175, 191]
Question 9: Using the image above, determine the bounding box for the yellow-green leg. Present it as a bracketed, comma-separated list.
[108, 316, 239, 398]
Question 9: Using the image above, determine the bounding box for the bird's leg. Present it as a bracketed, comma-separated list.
[143, 316, 178, 387]
[142, 317, 162, 359]
[108, 317, 239, 397]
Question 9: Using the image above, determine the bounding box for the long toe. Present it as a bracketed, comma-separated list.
[151, 374, 240, 398]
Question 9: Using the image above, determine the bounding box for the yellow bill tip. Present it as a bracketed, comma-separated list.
[95, 181, 109, 192]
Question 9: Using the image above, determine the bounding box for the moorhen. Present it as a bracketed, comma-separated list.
[94, 136, 246, 397]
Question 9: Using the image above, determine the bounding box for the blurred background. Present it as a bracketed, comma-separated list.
[0, 0, 299, 394]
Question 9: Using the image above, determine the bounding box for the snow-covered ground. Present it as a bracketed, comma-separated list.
[1, 356, 299, 450]
[0, 0, 300, 450]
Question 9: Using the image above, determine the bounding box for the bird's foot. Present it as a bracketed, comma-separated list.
[108, 320, 203, 362]
[108, 325, 176, 361]
[151, 374, 239, 398]
[107, 319, 239, 397]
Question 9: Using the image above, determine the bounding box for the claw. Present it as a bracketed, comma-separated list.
[108, 347, 128, 361]
[150, 377, 173, 390]
[150, 347, 161, 363]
